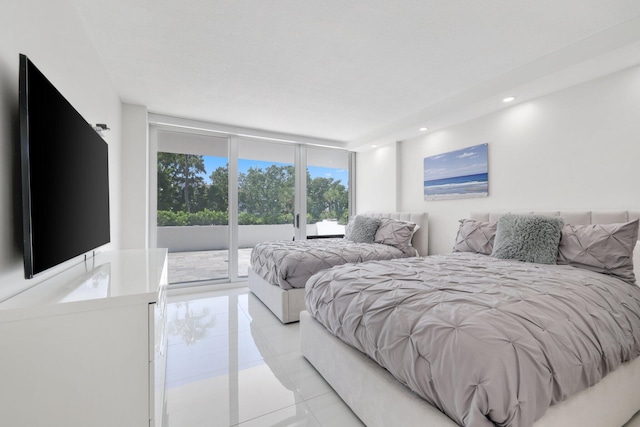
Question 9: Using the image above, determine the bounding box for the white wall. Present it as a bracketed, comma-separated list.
[0, 0, 123, 301]
[355, 142, 398, 212]
[121, 104, 149, 249]
[385, 64, 640, 255]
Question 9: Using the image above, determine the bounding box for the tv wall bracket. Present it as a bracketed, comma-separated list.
[92, 123, 110, 136]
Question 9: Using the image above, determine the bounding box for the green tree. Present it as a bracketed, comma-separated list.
[238, 165, 294, 224]
[157, 152, 206, 213]
[157, 152, 181, 211]
[207, 165, 229, 212]
[157, 157, 349, 227]
[307, 176, 348, 224]
[307, 176, 330, 222]
[323, 184, 347, 220]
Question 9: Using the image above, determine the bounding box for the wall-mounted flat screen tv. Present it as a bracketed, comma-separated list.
[19, 54, 110, 279]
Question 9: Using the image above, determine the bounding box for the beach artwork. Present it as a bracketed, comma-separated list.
[424, 143, 488, 201]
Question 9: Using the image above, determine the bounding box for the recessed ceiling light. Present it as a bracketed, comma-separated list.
[419, 127, 428, 132]
[503, 96, 516, 103]
[371, 144, 378, 148]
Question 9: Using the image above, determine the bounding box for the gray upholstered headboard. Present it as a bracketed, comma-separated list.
[469, 210, 640, 241]
[469, 210, 640, 280]
[362, 212, 429, 256]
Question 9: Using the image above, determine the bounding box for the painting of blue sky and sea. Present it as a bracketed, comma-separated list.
[423, 143, 488, 201]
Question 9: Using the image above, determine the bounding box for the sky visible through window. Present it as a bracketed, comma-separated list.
[201, 156, 348, 186]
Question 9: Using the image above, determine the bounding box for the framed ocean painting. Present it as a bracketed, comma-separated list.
[423, 143, 488, 201]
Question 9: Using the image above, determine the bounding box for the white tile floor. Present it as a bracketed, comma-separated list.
[164, 287, 364, 427]
[165, 287, 640, 427]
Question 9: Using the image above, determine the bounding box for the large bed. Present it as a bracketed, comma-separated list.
[248, 212, 428, 323]
[301, 210, 640, 427]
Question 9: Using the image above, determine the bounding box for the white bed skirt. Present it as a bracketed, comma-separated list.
[300, 311, 640, 427]
[247, 267, 305, 323]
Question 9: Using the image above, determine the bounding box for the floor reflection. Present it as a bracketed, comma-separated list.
[164, 287, 363, 426]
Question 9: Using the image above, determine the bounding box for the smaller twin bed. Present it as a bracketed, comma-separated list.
[302, 210, 640, 427]
[248, 212, 428, 323]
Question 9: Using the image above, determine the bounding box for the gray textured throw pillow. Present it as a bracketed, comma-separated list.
[491, 214, 564, 264]
[453, 219, 497, 255]
[374, 218, 417, 252]
[557, 219, 639, 285]
[344, 215, 381, 244]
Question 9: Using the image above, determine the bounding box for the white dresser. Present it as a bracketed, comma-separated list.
[0, 249, 168, 427]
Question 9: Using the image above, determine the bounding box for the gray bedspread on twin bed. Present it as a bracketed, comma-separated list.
[251, 238, 414, 290]
[305, 252, 640, 427]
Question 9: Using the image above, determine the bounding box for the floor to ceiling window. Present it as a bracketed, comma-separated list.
[154, 129, 230, 284]
[149, 117, 353, 286]
[306, 146, 350, 238]
[236, 138, 296, 278]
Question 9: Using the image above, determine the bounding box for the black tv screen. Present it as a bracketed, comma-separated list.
[20, 54, 110, 279]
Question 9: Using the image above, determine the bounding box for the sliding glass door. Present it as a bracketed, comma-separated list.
[155, 129, 230, 284]
[236, 139, 296, 277]
[306, 146, 350, 238]
[150, 123, 352, 286]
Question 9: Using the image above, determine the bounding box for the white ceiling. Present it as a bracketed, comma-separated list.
[69, 0, 640, 150]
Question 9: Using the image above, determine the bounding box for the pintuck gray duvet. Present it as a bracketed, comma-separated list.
[305, 252, 640, 427]
[251, 238, 414, 290]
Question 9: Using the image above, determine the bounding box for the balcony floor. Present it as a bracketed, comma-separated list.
[167, 248, 253, 283]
